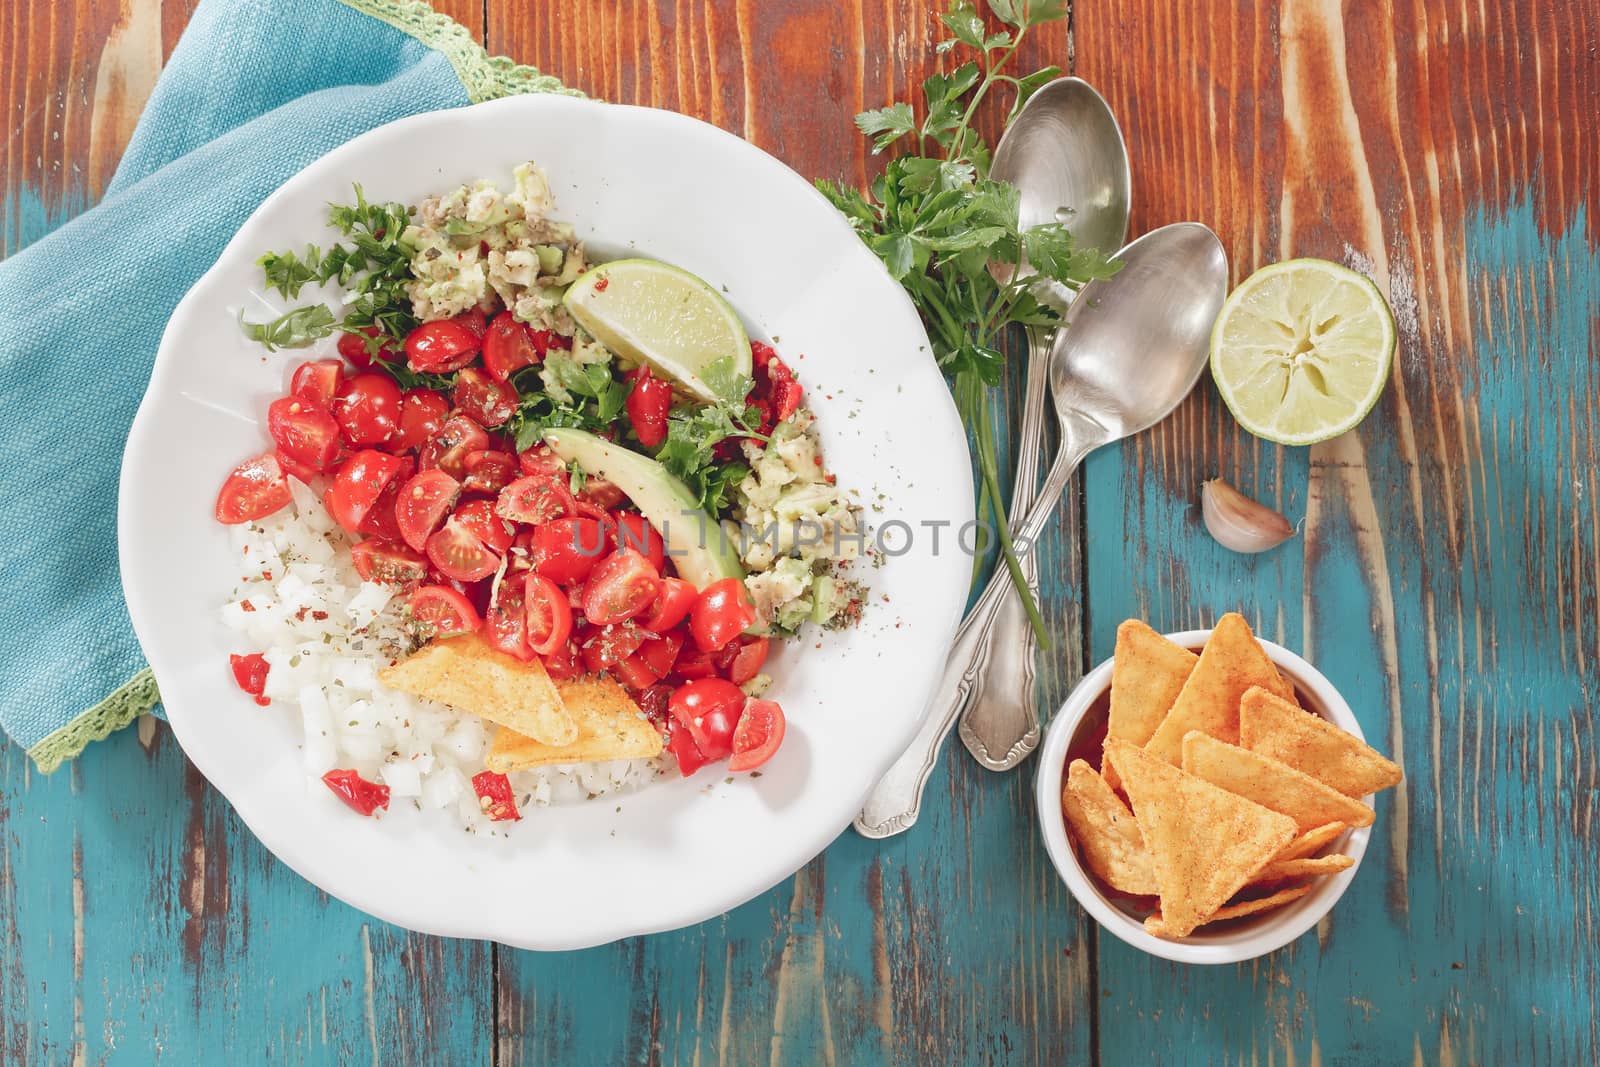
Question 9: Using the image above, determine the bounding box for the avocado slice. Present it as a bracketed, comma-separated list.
[543, 428, 745, 589]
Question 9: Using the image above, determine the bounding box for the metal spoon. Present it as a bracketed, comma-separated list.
[961, 77, 1131, 772]
[855, 222, 1226, 838]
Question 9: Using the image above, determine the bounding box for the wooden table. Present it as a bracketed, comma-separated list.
[4, 1, 1595, 1062]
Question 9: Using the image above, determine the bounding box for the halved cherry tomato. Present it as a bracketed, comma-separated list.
[453, 368, 518, 428]
[482, 311, 543, 381]
[405, 318, 480, 373]
[290, 359, 345, 407]
[613, 654, 659, 690]
[690, 577, 757, 652]
[727, 636, 770, 685]
[518, 444, 566, 477]
[525, 574, 573, 657]
[407, 583, 481, 637]
[454, 308, 488, 339]
[641, 577, 697, 632]
[426, 517, 501, 582]
[638, 629, 685, 678]
[395, 469, 461, 551]
[486, 577, 531, 661]
[668, 678, 745, 761]
[268, 397, 341, 472]
[541, 639, 582, 680]
[228, 653, 271, 706]
[728, 698, 785, 771]
[356, 454, 414, 541]
[322, 769, 390, 816]
[275, 451, 321, 485]
[471, 770, 521, 821]
[579, 622, 647, 673]
[581, 550, 661, 625]
[324, 450, 404, 532]
[612, 512, 665, 571]
[578, 476, 627, 510]
[350, 539, 427, 585]
[392, 389, 450, 452]
[332, 373, 402, 447]
[455, 498, 514, 553]
[215, 452, 292, 524]
[419, 413, 490, 479]
[337, 326, 400, 370]
[497, 474, 573, 525]
[461, 450, 517, 495]
[752, 341, 805, 426]
[673, 645, 718, 680]
[625, 366, 673, 448]
[531, 516, 608, 584]
[665, 717, 710, 775]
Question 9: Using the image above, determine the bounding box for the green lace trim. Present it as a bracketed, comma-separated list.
[334, 0, 585, 103]
[29, 669, 161, 773]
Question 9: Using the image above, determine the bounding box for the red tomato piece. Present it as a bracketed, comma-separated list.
[579, 622, 648, 673]
[321, 769, 390, 816]
[689, 578, 758, 652]
[405, 318, 480, 373]
[407, 584, 481, 638]
[460, 450, 517, 495]
[356, 454, 414, 541]
[668, 678, 745, 761]
[578, 476, 627, 510]
[228, 652, 271, 706]
[454, 308, 488, 339]
[613, 654, 659, 690]
[641, 577, 697, 632]
[581, 550, 661, 625]
[426, 518, 501, 582]
[337, 326, 400, 370]
[454, 498, 514, 553]
[268, 396, 341, 471]
[290, 359, 345, 407]
[419, 413, 490, 479]
[471, 770, 521, 821]
[541, 639, 582, 680]
[638, 629, 685, 678]
[728, 698, 785, 771]
[395, 469, 461, 551]
[727, 636, 770, 685]
[665, 717, 711, 775]
[672, 645, 718, 680]
[324, 449, 406, 532]
[638, 684, 672, 724]
[393, 389, 450, 452]
[497, 474, 573, 525]
[453, 368, 518, 428]
[517, 444, 566, 477]
[530, 517, 608, 584]
[275, 451, 322, 485]
[525, 574, 574, 657]
[215, 452, 292, 524]
[612, 512, 665, 571]
[332, 373, 402, 448]
[350, 539, 428, 585]
[481, 311, 543, 382]
[485, 576, 531, 661]
[625, 366, 673, 448]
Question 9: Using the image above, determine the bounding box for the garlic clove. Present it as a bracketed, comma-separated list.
[1200, 478, 1297, 554]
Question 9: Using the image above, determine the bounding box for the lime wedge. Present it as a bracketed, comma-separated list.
[1210, 258, 1395, 446]
[564, 259, 751, 403]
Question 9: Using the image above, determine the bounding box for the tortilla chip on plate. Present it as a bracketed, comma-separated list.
[1180, 731, 1375, 832]
[1061, 759, 1158, 896]
[1102, 620, 1198, 788]
[380, 634, 577, 746]
[1104, 738, 1296, 939]
[1143, 613, 1294, 764]
[1143, 883, 1314, 939]
[1275, 821, 1347, 861]
[1249, 854, 1355, 886]
[1239, 686, 1403, 798]
[486, 674, 663, 771]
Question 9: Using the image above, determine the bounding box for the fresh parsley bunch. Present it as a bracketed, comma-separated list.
[816, 0, 1120, 643]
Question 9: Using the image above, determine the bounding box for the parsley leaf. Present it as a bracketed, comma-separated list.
[240, 305, 337, 351]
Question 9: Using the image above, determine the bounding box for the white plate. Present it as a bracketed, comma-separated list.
[118, 96, 972, 950]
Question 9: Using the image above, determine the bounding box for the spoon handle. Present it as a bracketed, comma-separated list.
[854, 430, 1095, 838]
[957, 324, 1051, 771]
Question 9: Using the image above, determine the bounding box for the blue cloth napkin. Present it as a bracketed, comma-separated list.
[0, 0, 574, 771]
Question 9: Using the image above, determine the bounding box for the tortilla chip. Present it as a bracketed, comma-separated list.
[1104, 739, 1296, 938]
[1239, 686, 1403, 798]
[1276, 821, 1347, 861]
[1180, 731, 1374, 832]
[1061, 759, 1158, 896]
[1250, 854, 1354, 886]
[485, 674, 663, 771]
[1143, 883, 1314, 939]
[380, 634, 577, 746]
[1143, 613, 1294, 764]
[1102, 620, 1198, 788]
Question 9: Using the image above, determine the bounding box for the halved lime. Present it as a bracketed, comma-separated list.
[564, 259, 751, 403]
[1210, 258, 1395, 446]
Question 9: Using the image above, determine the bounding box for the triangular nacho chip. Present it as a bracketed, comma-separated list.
[1062, 759, 1158, 896]
[1249, 854, 1354, 886]
[1102, 620, 1198, 788]
[1180, 731, 1374, 832]
[1143, 883, 1314, 939]
[380, 634, 577, 746]
[1275, 821, 1347, 861]
[1104, 739, 1296, 938]
[1238, 686, 1403, 798]
[1143, 613, 1293, 763]
[485, 675, 664, 771]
